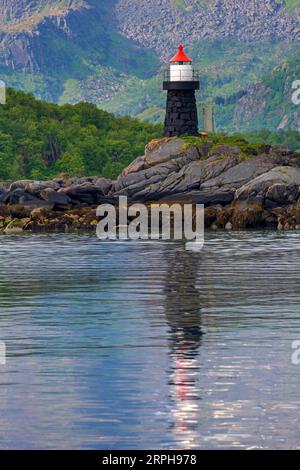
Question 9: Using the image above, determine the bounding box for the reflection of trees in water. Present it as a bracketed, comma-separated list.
[163, 247, 203, 449]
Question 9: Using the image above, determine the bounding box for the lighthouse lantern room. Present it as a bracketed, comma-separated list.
[163, 44, 199, 137]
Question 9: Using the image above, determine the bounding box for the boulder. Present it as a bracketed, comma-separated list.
[173, 154, 240, 192]
[3, 189, 54, 209]
[265, 184, 300, 206]
[144, 137, 186, 167]
[40, 188, 72, 210]
[0, 186, 8, 203]
[8, 180, 32, 191]
[201, 156, 278, 191]
[126, 155, 239, 201]
[94, 177, 113, 195]
[59, 183, 114, 205]
[236, 167, 300, 200]
[113, 150, 200, 196]
[120, 155, 146, 178]
[25, 180, 60, 196]
[225, 222, 233, 230]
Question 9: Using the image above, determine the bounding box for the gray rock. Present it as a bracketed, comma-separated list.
[0, 182, 10, 192]
[129, 155, 239, 200]
[9, 180, 60, 195]
[265, 184, 300, 206]
[120, 155, 146, 177]
[65, 176, 98, 186]
[40, 188, 72, 210]
[94, 177, 113, 195]
[144, 138, 186, 167]
[113, 170, 147, 194]
[176, 154, 239, 192]
[113, 150, 201, 195]
[9, 180, 33, 191]
[202, 156, 278, 191]
[4, 189, 54, 209]
[25, 180, 60, 195]
[0, 183, 9, 202]
[59, 182, 113, 205]
[236, 167, 300, 200]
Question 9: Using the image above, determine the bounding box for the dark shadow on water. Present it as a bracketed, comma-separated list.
[163, 248, 204, 448]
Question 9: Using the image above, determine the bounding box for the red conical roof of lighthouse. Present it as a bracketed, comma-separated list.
[170, 44, 192, 63]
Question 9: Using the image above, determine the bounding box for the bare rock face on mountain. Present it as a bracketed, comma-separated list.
[0, 0, 85, 70]
[0, 0, 299, 72]
[116, 0, 300, 58]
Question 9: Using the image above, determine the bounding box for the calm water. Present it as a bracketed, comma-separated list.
[0, 232, 300, 450]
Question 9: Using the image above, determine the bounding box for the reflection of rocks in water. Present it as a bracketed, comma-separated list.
[163, 248, 203, 449]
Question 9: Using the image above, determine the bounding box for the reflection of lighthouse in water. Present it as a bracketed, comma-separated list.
[163, 248, 203, 449]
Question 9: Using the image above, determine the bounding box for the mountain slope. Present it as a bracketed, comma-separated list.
[101, 39, 300, 132]
[0, 0, 158, 100]
[0, 0, 299, 131]
[232, 55, 300, 132]
[116, 0, 300, 58]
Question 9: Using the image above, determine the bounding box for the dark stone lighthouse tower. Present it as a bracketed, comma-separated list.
[163, 44, 199, 137]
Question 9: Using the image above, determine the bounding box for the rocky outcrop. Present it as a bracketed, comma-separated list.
[111, 140, 290, 203]
[2, 137, 300, 233]
[0, 176, 112, 212]
[116, 0, 300, 59]
[236, 167, 300, 200]
[0, 0, 86, 71]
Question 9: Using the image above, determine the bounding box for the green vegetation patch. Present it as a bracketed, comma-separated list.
[0, 88, 162, 182]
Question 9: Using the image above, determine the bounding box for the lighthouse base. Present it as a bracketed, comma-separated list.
[164, 89, 198, 137]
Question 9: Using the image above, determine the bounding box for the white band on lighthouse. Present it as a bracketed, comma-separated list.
[170, 63, 194, 82]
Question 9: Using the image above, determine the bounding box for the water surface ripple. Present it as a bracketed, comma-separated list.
[0, 232, 300, 449]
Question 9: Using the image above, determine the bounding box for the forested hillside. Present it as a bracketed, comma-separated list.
[0, 88, 162, 181]
[0, 88, 299, 183]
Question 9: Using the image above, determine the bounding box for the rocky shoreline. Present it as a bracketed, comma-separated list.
[1, 137, 300, 233]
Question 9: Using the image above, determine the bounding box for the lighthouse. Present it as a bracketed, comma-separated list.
[163, 44, 199, 137]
